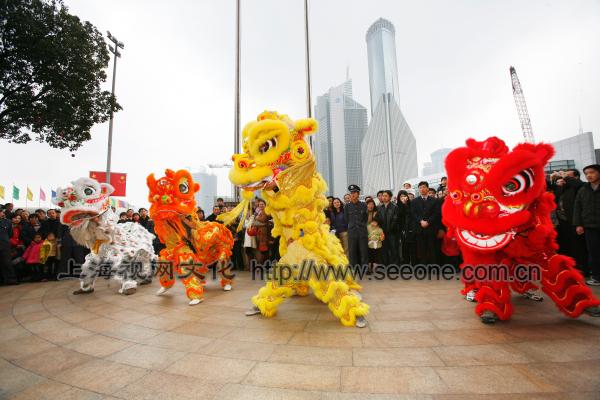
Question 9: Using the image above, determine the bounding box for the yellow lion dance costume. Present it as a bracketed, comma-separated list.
[219, 111, 369, 327]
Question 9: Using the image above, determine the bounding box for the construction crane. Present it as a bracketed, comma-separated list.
[510, 66, 535, 143]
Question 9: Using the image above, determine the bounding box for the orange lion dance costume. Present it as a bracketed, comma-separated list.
[147, 169, 234, 305]
[443, 137, 600, 323]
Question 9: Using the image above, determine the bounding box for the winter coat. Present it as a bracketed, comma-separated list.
[573, 183, 600, 228]
[23, 241, 43, 264]
[376, 202, 399, 234]
[10, 225, 23, 248]
[554, 177, 583, 225]
[39, 239, 56, 264]
[329, 209, 348, 233]
[367, 223, 385, 249]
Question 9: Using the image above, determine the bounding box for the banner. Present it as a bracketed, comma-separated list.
[39, 188, 46, 201]
[89, 171, 127, 196]
[0, 185, 4, 200]
[12, 185, 19, 200]
[27, 187, 33, 201]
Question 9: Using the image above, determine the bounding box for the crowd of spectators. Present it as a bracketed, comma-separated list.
[324, 178, 458, 275]
[0, 205, 159, 285]
[3, 164, 600, 287]
[550, 165, 600, 286]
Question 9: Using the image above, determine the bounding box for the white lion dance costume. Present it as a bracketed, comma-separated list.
[53, 177, 155, 295]
[219, 111, 369, 327]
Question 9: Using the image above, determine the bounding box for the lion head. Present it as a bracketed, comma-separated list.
[147, 169, 199, 221]
[442, 137, 554, 251]
[229, 111, 318, 193]
[52, 177, 113, 227]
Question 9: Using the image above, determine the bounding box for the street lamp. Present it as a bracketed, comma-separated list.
[106, 31, 124, 186]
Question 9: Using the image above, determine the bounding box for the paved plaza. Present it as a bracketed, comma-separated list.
[0, 272, 599, 399]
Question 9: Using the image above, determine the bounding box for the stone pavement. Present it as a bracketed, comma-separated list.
[0, 272, 599, 399]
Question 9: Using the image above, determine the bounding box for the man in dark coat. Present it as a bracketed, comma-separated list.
[377, 190, 399, 265]
[574, 164, 600, 286]
[0, 208, 17, 285]
[552, 169, 587, 275]
[344, 185, 369, 270]
[41, 209, 61, 238]
[411, 181, 441, 265]
[21, 214, 41, 246]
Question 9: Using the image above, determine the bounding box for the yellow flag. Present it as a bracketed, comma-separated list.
[27, 187, 33, 201]
[0, 185, 4, 200]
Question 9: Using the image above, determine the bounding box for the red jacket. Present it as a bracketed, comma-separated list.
[10, 225, 23, 248]
[22, 241, 43, 264]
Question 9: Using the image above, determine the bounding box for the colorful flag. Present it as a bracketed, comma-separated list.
[51, 189, 57, 199]
[89, 171, 127, 196]
[12, 185, 19, 200]
[39, 188, 46, 201]
[118, 200, 126, 208]
[0, 185, 4, 200]
[27, 187, 33, 201]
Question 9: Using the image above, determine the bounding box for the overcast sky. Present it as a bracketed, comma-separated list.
[3, 0, 600, 208]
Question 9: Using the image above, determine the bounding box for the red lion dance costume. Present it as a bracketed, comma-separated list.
[443, 137, 600, 323]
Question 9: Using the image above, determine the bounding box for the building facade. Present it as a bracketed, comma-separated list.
[550, 132, 595, 172]
[314, 79, 368, 197]
[366, 18, 400, 114]
[191, 166, 218, 213]
[361, 94, 418, 194]
[361, 18, 418, 194]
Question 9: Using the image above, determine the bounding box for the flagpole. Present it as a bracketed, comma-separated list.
[304, 0, 313, 150]
[233, 0, 241, 203]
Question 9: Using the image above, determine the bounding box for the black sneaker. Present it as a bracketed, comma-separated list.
[480, 310, 498, 324]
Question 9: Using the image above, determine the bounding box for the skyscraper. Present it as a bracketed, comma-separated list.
[314, 79, 368, 197]
[366, 18, 400, 113]
[361, 18, 418, 194]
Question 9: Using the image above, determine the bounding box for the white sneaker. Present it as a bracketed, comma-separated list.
[522, 290, 543, 301]
[223, 284, 232, 291]
[465, 290, 477, 302]
[355, 316, 367, 328]
[189, 298, 204, 306]
[156, 287, 169, 296]
[245, 306, 261, 316]
[586, 278, 600, 286]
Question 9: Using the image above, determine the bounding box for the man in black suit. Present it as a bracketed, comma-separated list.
[377, 190, 399, 265]
[411, 181, 441, 265]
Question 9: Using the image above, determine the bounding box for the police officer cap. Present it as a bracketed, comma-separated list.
[348, 184, 361, 193]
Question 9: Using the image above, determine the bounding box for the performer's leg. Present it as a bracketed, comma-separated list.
[218, 259, 234, 290]
[112, 254, 138, 295]
[73, 255, 98, 294]
[308, 277, 369, 327]
[156, 249, 176, 294]
[541, 254, 600, 317]
[180, 274, 205, 304]
[248, 263, 294, 317]
[474, 280, 513, 323]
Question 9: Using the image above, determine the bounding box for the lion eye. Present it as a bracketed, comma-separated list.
[502, 169, 533, 196]
[84, 187, 95, 196]
[179, 182, 189, 194]
[259, 138, 278, 154]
